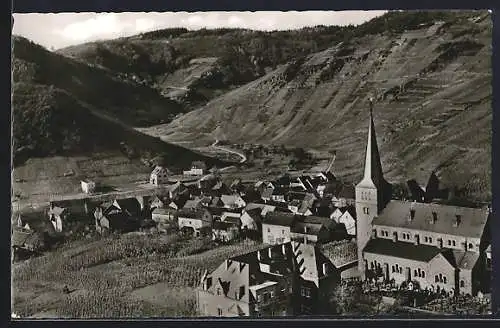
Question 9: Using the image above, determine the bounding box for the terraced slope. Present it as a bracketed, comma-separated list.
[154, 13, 492, 201]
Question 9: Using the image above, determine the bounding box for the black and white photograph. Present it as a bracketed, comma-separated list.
[11, 9, 493, 318]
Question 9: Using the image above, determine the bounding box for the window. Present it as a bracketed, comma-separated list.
[429, 237, 433, 243]
[422, 271, 425, 278]
[217, 288, 221, 296]
[282, 230, 285, 235]
[469, 243, 473, 249]
[452, 240, 456, 246]
[301, 287, 311, 298]
[460, 280, 465, 288]
[435, 275, 439, 283]
[217, 308, 223, 316]
[399, 267, 402, 274]
[363, 207, 369, 215]
[448, 240, 451, 246]
[414, 269, 418, 276]
[443, 276, 447, 284]
[267, 228, 270, 232]
[392, 265, 395, 273]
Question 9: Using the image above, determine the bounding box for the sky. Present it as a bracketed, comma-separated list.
[12, 11, 387, 50]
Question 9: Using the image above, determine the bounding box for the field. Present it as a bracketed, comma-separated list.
[11, 233, 267, 318]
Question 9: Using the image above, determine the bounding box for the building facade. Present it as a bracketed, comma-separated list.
[355, 101, 490, 296]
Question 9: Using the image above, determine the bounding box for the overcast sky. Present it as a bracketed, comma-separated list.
[12, 11, 387, 50]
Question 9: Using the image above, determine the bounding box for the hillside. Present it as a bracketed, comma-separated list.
[149, 11, 492, 201]
[58, 11, 461, 110]
[11, 37, 221, 170]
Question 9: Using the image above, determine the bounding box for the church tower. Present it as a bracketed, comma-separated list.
[355, 99, 392, 278]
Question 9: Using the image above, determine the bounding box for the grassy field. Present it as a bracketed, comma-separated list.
[12, 233, 267, 318]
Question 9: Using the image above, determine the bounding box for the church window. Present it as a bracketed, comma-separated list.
[435, 275, 439, 283]
[448, 240, 451, 246]
[468, 243, 473, 250]
[460, 280, 465, 288]
[363, 207, 369, 215]
[392, 265, 395, 273]
[422, 271, 425, 278]
[443, 276, 447, 284]
[414, 269, 418, 276]
[429, 237, 433, 243]
[452, 240, 456, 246]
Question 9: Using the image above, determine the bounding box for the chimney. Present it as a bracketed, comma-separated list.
[322, 262, 328, 276]
[268, 247, 273, 259]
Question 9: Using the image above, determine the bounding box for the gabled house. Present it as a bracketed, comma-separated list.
[113, 198, 142, 218]
[81, 179, 97, 194]
[270, 187, 287, 203]
[330, 208, 344, 222]
[150, 195, 168, 210]
[261, 187, 274, 202]
[337, 206, 357, 237]
[94, 201, 142, 235]
[197, 241, 340, 317]
[240, 208, 263, 232]
[178, 208, 213, 236]
[320, 240, 359, 280]
[332, 184, 355, 208]
[290, 215, 340, 245]
[221, 211, 242, 225]
[150, 166, 170, 185]
[47, 205, 70, 233]
[221, 194, 246, 209]
[168, 195, 189, 211]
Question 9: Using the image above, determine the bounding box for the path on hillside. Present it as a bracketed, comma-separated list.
[210, 139, 247, 164]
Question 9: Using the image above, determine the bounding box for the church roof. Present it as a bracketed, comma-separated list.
[373, 200, 489, 239]
[356, 101, 389, 189]
[363, 238, 443, 263]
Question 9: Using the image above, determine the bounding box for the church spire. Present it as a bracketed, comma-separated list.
[358, 98, 386, 188]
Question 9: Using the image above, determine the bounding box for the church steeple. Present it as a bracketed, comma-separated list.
[358, 98, 387, 189]
[355, 98, 392, 279]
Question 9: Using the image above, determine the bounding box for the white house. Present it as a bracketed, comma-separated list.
[183, 161, 207, 176]
[81, 179, 96, 194]
[330, 208, 343, 222]
[150, 166, 169, 185]
[337, 207, 356, 237]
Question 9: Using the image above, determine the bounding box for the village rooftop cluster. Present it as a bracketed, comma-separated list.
[12, 102, 492, 317]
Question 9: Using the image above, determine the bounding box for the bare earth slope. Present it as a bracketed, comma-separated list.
[152, 13, 492, 201]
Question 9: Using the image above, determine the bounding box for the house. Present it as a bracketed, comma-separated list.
[288, 200, 302, 214]
[221, 194, 246, 209]
[311, 198, 336, 218]
[260, 187, 274, 202]
[244, 203, 277, 217]
[262, 212, 296, 245]
[197, 241, 340, 317]
[178, 208, 213, 236]
[270, 187, 287, 203]
[240, 208, 263, 232]
[113, 198, 142, 218]
[184, 161, 207, 176]
[94, 201, 142, 235]
[209, 197, 224, 208]
[150, 166, 170, 185]
[337, 206, 357, 237]
[255, 181, 274, 195]
[81, 179, 97, 194]
[47, 204, 70, 233]
[152, 208, 177, 233]
[355, 101, 491, 296]
[332, 184, 355, 208]
[290, 215, 341, 245]
[320, 240, 359, 280]
[183, 198, 204, 211]
[330, 208, 344, 222]
[220, 211, 242, 225]
[212, 221, 240, 243]
[150, 195, 168, 210]
[169, 196, 189, 211]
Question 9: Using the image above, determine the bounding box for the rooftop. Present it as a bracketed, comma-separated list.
[374, 200, 490, 239]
